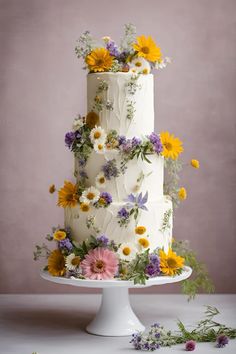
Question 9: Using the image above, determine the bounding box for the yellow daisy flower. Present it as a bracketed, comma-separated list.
[160, 131, 183, 160]
[133, 35, 162, 63]
[86, 48, 113, 72]
[53, 230, 66, 241]
[135, 226, 147, 235]
[159, 249, 184, 276]
[191, 159, 200, 169]
[48, 249, 66, 276]
[178, 187, 187, 200]
[138, 237, 150, 249]
[58, 181, 78, 208]
[80, 202, 90, 212]
[86, 111, 100, 129]
[49, 184, 56, 194]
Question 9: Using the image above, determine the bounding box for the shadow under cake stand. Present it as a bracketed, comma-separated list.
[41, 266, 192, 337]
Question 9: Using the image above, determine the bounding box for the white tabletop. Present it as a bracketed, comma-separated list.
[0, 294, 236, 354]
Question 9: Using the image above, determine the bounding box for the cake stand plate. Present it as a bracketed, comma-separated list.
[40, 266, 192, 337]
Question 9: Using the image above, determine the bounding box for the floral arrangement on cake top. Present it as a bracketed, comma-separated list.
[75, 23, 171, 73]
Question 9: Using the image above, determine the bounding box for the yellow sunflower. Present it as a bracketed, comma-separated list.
[48, 249, 66, 276]
[133, 35, 162, 63]
[160, 131, 183, 160]
[86, 111, 100, 129]
[86, 48, 113, 72]
[159, 249, 184, 276]
[58, 181, 78, 208]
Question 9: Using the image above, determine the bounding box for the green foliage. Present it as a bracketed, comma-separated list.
[159, 209, 172, 233]
[120, 23, 137, 53]
[172, 239, 214, 300]
[33, 243, 51, 261]
[164, 158, 183, 208]
[121, 250, 150, 284]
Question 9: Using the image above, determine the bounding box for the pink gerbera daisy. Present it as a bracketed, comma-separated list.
[80, 247, 118, 280]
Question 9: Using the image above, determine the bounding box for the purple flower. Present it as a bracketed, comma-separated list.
[118, 51, 129, 63]
[65, 132, 75, 149]
[102, 159, 120, 180]
[125, 192, 148, 211]
[119, 139, 133, 153]
[216, 335, 229, 348]
[145, 254, 160, 277]
[59, 238, 73, 252]
[118, 135, 126, 145]
[132, 136, 142, 147]
[185, 340, 196, 351]
[78, 157, 86, 167]
[117, 207, 129, 219]
[79, 170, 88, 179]
[148, 132, 163, 154]
[97, 234, 109, 246]
[100, 192, 113, 205]
[106, 40, 120, 57]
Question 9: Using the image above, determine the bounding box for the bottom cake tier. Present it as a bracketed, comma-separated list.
[65, 196, 172, 253]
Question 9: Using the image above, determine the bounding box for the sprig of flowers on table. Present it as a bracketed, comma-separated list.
[130, 306, 236, 351]
[75, 23, 170, 74]
[34, 226, 185, 284]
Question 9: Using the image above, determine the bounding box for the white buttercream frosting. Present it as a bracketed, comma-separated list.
[65, 197, 172, 253]
[87, 72, 154, 138]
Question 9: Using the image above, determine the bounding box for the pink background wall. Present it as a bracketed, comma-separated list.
[0, 0, 235, 294]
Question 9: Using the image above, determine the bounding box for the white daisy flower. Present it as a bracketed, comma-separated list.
[117, 243, 137, 261]
[94, 141, 106, 154]
[72, 115, 84, 131]
[80, 186, 100, 204]
[95, 172, 107, 189]
[136, 236, 150, 251]
[129, 57, 151, 74]
[90, 126, 107, 144]
[65, 253, 81, 271]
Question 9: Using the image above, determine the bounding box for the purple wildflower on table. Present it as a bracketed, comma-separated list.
[58, 238, 73, 252]
[96, 234, 109, 246]
[216, 335, 229, 348]
[102, 159, 120, 180]
[148, 132, 163, 154]
[185, 340, 196, 351]
[65, 131, 75, 149]
[125, 191, 149, 211]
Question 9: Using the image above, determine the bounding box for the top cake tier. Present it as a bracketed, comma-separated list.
[87, 73, 154, 138]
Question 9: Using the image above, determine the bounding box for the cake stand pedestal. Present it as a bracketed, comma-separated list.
[40, 266, 192, 337]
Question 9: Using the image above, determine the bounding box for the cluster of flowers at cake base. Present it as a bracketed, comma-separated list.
[75, 23, 171, 74]
[34, 226, 185, 284]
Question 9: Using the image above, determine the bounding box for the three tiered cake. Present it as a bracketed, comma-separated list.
[35, 25, 199, 283]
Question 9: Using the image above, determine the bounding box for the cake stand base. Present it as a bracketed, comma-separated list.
[86, 287, 144, 336]
[40, 266, 192, 336]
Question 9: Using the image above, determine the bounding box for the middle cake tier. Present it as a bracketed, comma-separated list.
[75, 152, 164, 202]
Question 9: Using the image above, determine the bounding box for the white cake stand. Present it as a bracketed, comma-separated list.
[40, 266, 192, 337]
